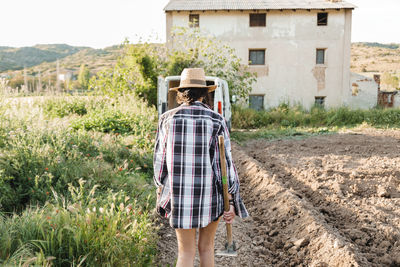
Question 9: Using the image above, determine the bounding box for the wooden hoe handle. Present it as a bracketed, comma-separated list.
[218, 135, 233, 245]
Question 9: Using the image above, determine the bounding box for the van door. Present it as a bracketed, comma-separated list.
[157, 76, 167, 116]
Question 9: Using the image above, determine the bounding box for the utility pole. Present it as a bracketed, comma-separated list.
[23, 66, 28, 93]
[37, 70, 42, 92]
[56, 59, 61, 92]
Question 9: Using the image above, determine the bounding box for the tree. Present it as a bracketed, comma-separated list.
[78, 64, 90, 89]
[89, 28, 256, 105]
[165, 27, 257, 99]
[381, 72, 399, 90]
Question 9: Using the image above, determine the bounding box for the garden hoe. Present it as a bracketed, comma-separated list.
[216, 135, 237, 257]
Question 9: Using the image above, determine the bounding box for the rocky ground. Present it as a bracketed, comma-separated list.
[155, 128, 400, 266]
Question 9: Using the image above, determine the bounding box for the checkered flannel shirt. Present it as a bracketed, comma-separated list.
[153, 101, 248, 229]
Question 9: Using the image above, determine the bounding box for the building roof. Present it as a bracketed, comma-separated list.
[164, 0, 356, 11]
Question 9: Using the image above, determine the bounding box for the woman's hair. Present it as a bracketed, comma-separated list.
[176, 87, 209, 104]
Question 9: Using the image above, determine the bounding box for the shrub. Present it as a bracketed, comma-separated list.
[232, 104, 400, 129]
[0, 95, 156, 213]
[70, 109, 154, 137]
[0, 181, 157, 266]
[44, 97, 88, 118]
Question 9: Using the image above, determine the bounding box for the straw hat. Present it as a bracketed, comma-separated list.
[169, 68, 217, 92]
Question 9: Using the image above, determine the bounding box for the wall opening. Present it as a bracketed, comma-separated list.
[316, 49, 326, 65]
[249, 95, 264, 111]
[189, 14, 199, 28]
[249, 49, 266, 65]
[317, 13, 328, 26]
[315, 96, 326, 107]
[250, 13, 266, 27]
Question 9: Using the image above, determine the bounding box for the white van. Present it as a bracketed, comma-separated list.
[157, 76, 232, 130]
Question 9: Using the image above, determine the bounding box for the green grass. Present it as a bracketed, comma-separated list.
[0, 180, 156, 266]
[0, 94, 158, 266]
[232, 104, 400, 129]
[231, 126, 335, 144]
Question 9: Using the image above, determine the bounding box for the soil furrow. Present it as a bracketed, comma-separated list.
[155, 128, 400, 266]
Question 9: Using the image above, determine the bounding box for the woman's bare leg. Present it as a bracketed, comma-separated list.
[198, 219, 220, 267]
[175, 228, 196, 267]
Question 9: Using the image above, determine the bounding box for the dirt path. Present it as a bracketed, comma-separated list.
[155, 128, 400, 266]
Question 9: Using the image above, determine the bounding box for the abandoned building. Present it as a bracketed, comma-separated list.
[164, 0, 381, 110]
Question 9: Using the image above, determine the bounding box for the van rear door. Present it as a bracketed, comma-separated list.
[157, 76, 167, 115]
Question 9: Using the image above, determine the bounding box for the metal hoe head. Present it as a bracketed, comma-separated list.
[216, 241, 237, 257]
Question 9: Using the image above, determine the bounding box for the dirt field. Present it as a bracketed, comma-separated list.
[155, 128, 400, 267]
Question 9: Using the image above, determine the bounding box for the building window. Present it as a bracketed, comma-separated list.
[315, 96, 326, 107]
[316, 49, 326, 64]
[250, 13, 266, 27]
[249, 49, 265, 65]
[317, 12, 328, 26]
[249, 95, 264, 111]
[189, 14, 199, 28]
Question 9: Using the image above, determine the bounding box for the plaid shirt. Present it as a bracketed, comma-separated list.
[153, 101, 248, 229]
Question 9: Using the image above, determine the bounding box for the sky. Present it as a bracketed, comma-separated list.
[0, 0, 399, 49]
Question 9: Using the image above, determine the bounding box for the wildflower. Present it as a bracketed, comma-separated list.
[92, 207, 96, 213]
[126, 147, 129, 149]
[130, 160, 133, 163]
[56, 209, 59, 213]
[119, 167, 123, 171]
[99, 207, 104, 214]
[67, 205, 76, 213]
[45, 168, 49, 171]
[46, 216, 51, 220]
[87, 153, 90, 157]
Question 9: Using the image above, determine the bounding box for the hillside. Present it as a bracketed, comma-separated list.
[0, 44, 89, 72]
[351, 42, 400, 74]
[0, 42, 399, 91]
[0, 45, 121, 90]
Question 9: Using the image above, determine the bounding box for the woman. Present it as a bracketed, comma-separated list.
[154, 68, 248, 267]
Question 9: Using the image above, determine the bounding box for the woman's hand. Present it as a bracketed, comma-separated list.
[156, 187, 162, 198]
[223, 204, 235, 224]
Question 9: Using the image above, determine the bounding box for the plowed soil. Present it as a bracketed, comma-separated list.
[155, 128, 400, 267]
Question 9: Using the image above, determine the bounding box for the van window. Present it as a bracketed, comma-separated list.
[167, 80, 216, 110]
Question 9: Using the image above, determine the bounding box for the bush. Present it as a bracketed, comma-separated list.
[0, 181, 156, 266]
[232, 104, 400, 129]
[0, 95, 156, 213]
[70, 109, 150, 135]
[44, 97, 87, 118]
[0, 121, 153, 213]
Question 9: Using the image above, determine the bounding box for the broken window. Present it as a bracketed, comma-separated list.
[315, 96, 326, 107]
[250, 13, 266, 27]
[316, 49, 326, 65]
[189, 14, 199, 28]
[317, 12, 328, 26]
[249, 95, 264, 110]
[249, 49, 265, 65]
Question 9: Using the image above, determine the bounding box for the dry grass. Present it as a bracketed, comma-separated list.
[351, 43, 400, 74]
